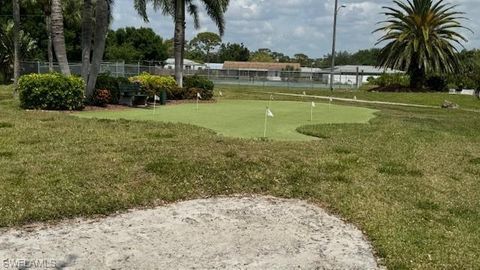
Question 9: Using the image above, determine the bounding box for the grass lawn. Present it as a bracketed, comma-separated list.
[217, 84, 480, 110]
[1, 84, 480, 269]
[75, 100, 377, 140]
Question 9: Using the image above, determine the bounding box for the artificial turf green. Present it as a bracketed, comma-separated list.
[76, 100, 377, 140]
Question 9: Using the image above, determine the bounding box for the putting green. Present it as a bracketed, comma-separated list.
[75, 100, 377, 140]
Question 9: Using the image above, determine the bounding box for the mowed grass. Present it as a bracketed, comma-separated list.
[217, 84, 480, 110]
[75, 100, 377, 140]
[1, 85, 480, 269]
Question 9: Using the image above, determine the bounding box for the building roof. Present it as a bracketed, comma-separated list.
[165, 58, 205, 66]
[205, 63, 224, 70]
[223, 61, 301, 71]
[333, 65, 403, 74]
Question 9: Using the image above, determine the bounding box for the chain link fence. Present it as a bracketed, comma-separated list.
[21, 61, 387, 89]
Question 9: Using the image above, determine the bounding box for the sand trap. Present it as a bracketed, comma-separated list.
[0, 196, 381, 269]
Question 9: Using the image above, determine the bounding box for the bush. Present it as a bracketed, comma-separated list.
[184, 75, 214, 100]
[95, 74, 120, 104]
[367, 73, 410, 87]
[426, 75, 448, 92]
[90, 89, 111, 107]
[129, 73, 177, 98]
[18, 73, 84, 110]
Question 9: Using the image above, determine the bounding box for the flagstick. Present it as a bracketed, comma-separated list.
[263, 108, 268, 138]
[310, 104, 313, 122]
[268, 95, 273, 108]
[153, 97, 156, 114]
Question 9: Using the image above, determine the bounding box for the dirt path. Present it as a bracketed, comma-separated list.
[0, 196, 382, 269]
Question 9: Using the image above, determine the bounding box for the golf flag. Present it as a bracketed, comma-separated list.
[219, 91, 223, 97]
[311, 101, 316, 107]
[329, 97, 333, 102]
[266, 108, 274, 118]
[197, 92, 202, 99]
[303, 91, 306, 96]
[154, 95, 160, 101]
[354, 96, 357, 100]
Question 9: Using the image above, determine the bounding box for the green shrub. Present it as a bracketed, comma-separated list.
[368, 73, 410, 87]
[95, 73, 120, 104]
[18, 73, 84, 110]
[129, 73, 177, 98]
[426, 75, 448, 92]
[184, 75, 214, 100]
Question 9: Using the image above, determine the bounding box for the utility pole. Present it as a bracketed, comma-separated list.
[330, 0, 346, 92]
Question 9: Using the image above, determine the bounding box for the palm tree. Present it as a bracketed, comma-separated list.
[51, 0, 71, 75]
[0, 21, 37, 83]
[135, 0, 229, 87]
[85, 0, 111, 98]
[12, 0, 20, 84]
[81, 0, 93, 83]
[375, 0, 468, 89]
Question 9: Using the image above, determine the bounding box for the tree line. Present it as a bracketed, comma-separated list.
[1, 0, 477, 91]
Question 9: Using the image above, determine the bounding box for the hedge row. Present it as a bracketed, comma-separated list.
[17, 73, 216, 111]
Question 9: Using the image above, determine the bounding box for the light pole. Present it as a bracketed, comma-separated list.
[330, 1, 346, 91]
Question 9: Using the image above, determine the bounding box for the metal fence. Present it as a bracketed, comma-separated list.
[20, 61, 386, 89]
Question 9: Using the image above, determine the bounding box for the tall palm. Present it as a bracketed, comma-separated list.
[375, 0, 468, 89]
[135, 0, 229, 87]
[51, 0, 71, 75]
[81, 0, 93, 83]
[0, 21, 37, 83]
[85, 0, 111, 98]
[12, 0, 20, 85]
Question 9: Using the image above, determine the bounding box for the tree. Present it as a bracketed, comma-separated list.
[250, 50, 275, 62]
[218, 42, 250, 62]
[85, 0, 110, 98]
[51, 0, 70, 75]
[0, 21, 37, 84]
[104, 27, 169, 62]
[12, 0, 20, 84]
[293, 53, 312, 67]
[375, 0, 468, 89]
[81, 0, 93, 83]
[189, 32, 221, 62]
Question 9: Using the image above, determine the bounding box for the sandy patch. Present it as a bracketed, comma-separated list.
[0, 196, 381, 269]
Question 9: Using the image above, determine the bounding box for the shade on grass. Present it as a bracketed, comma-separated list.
[76, 100, 377, 140]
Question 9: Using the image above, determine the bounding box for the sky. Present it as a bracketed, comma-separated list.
[111, 0, 479, 58]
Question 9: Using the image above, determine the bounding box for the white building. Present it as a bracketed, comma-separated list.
[319, 65, 404, 86]
[164, 58, 206, 71]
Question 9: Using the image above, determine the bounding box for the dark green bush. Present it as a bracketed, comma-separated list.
[367, 73, 410, 87]
[426, 75, 448, 92]
[18, 73, 84, 110]
[184, 75, 214, 100]
[95, 74, 120, 104]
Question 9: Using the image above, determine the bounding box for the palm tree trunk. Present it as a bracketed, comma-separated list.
[174, 0, 185, 87]
[46, 15, 54, 72]
[51, 0, 71, 75]
[86, 0, 110, 98]
[81, 0, 93, 84]
[12, 0, 20, 85]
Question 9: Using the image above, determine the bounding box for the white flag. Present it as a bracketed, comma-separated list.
[197, 92, 202, 99]
[219, 91, 223, 96]
[311, 101, 316, 107]
[303, 91, 306, 96]
[329, 97, 333, 102]
[266, 108, 274, 118]
[354, 96, 357, 100]
[154, 95, 160, 101]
